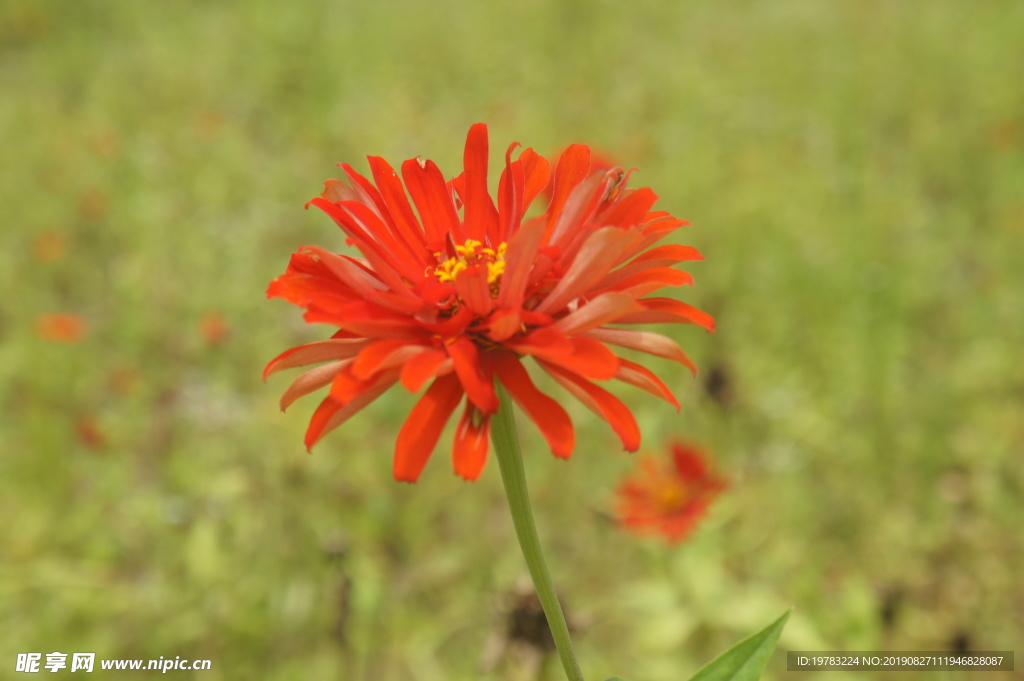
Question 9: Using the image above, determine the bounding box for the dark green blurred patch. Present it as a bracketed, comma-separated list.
[2, 1, 1022, 679]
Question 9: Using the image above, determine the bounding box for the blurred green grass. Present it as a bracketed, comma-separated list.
[2, 1, 1022, 679]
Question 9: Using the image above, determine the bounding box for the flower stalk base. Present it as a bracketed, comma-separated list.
[492, 382, 585, 681]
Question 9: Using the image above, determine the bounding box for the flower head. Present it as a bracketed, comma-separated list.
[35, 312, 86, 343]
[615, 442, 726, 543]
[266, 123, 713, 482]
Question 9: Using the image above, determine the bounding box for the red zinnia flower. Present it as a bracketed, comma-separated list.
[199, 311, 230, 346]
[615, 442, 726, 543]
[35, 313, 87, 343]
[265, 123, 713, 482]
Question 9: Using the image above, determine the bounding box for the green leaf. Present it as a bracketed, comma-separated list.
[689, 610, 791, 681]
[602, 677, 627, 681]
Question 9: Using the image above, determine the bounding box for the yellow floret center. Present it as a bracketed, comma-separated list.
[432, 239, 507, 286]
[656, 482, 690, 511]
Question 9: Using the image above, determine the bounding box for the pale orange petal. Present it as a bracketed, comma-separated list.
[553, 292, 642, 335]
[281, 360, 349, 411]
[535, 227, 643, 314]
[583, 328, 698, 375]
[304, 375, 397, 451]
[613, 358, 680, 409]
[264, 339, 371, 380]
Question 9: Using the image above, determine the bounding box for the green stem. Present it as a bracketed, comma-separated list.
[491, 381, 585, 681]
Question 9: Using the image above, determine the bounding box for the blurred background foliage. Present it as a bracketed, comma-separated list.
[2, 0, 1022, 679]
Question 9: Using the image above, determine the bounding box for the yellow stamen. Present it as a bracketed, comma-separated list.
[486, 260, 505, 284]
[431, 239, 508, 289]
[655, 481, 691, 512]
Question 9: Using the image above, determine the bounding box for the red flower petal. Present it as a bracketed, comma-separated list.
[335, 200, 425, 287]
[515, 336, 619, 381]
[315, 300, 424, 339]
[365, 290, 427, 315]
[616, 297, 716, 332]
[330, 365, 399, 405]
[518, 147, 551, 218]
[367, 156, 429, 253]
[672, 443, 712, 480]
[462, 123, 500, 243]
[600, 186, 659, 228]
[352, 339, 426, 380]
[305, 375, 396, 450]
[263, 338, 371, 380]
[401, 157, 463, 246]
[552, 291, 642, 336]
[613, 358, 680, 410]
[267, 249, 364, 307]
[482, 307, 522, 343]
[540, 361, 640, 452]
[320, 178, 361, 203]
[535, 227, 643, 314]
[280, 360, 348, 411]
[399, 349, 451, 392]
[583, 328, 698, 375]
[453, 403, 490, 481]
[545, 144, 591, 238]
[596, 245, 702, 291]
[453, 265, 494, 316]
[497, 216, 547, 309]
[309, 197, 413, 281]
[492, 353, 575, 458]
[394, 374, 464, 482]
[631, 243, 704, 264]
[508, 326, 573, 357]
[447, 336, 498, 413]
[295, 247, 386, 298]
[600, 267, 694, 298]
[337, 162, 390, 216]
[547, 171, 610, 248]
[497, 142, 525, 243]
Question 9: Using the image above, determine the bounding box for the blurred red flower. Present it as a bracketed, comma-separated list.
[35, 313, 86, 343]
[616, 442, 726, 543]
[32, 230, 67, 263]
[76, 414, 106, 450]
[266, 123, 713, 482]
[199, 311, 230, 345]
